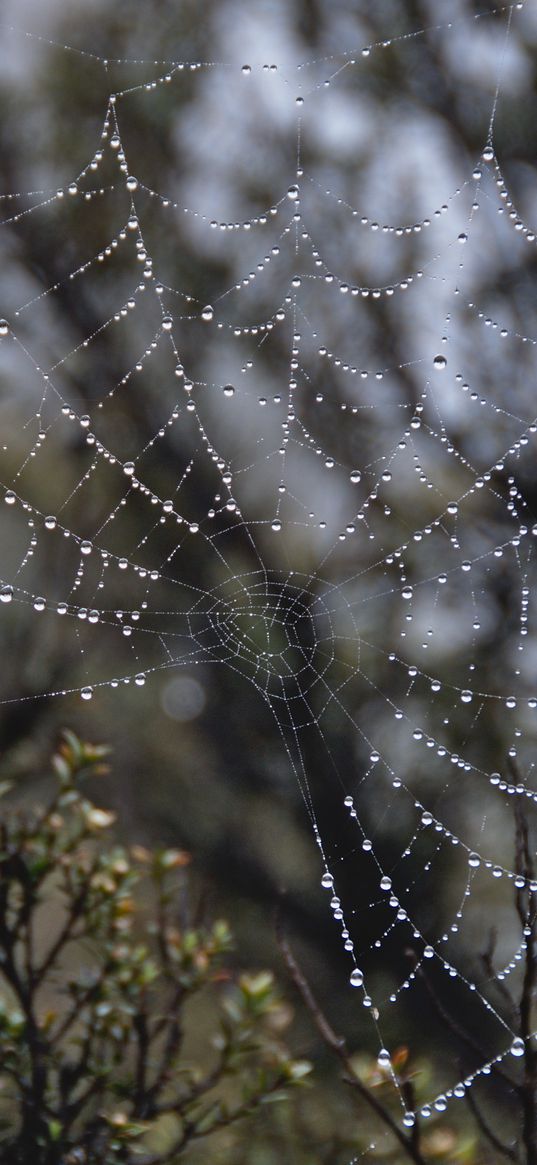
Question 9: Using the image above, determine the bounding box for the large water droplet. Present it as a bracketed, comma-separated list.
[223, 384, 235, 397]
[162, 315, 173, 331]
[350, 470, 361, 484]
[0, 319, 9, 337]
[511, 1037, 525, 1058]
[126, 175, 138, 191]
[201, 304, 214, 321]
[350, 968, 364, 988]
[33, 596, 46, 612]
[44, 515, 57, 530]
[0, 585, 13, 603]
[433, 354, 447, 371]
[287, 185, 299, 200]
[81, 686, 93, 701]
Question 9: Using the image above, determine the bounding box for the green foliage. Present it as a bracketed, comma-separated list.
[0, 732, 311, 1164]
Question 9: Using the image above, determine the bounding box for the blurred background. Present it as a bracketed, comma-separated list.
[1, 0, 537, 1158]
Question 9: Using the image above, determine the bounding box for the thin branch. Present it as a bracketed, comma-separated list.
[35, 854, 102, 989]
[408, 952, 515, 1090]
[464, 1084, 518, 1162]
[480, 928, 516, 1017]
[514, 796, 537, 1165]
[276, 914, 427, 1165]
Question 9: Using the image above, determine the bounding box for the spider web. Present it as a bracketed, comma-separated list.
[0, 0, 536, 1146]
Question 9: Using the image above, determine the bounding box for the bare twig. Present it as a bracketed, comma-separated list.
[464, 1084, 518, 1162]
[513, 796, 537, 1165]
[407, 950, 515, 1091]
[276, 913, 426, 1165]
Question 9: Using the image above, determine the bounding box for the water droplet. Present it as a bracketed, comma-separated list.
[287, 185, 299, 200]
[241, 64, 251, 74]
[126, 175, 138, 191]
[135, 672, 146, 686]
[223, 384, 235, 397]
[88, 609, 99, 623]
[201, 304, 214, 321]
[380, 876, 392, 891]
[124, 462, 135, 476]
[482, 145, 494, 162]
[5, 492, 16, 505]
[350, 470, 361, 484]
[81, 686, 93, 701]
[321, 872, 334, 889]
[0, 319, 9, 337]
[402, 586, 413, 600]
[162, 315, 173, 331]
[433, 354, 447, 370]
[468, 852, 480, 868]
[350, 968, 364, 988]
[0, 585, 13, 603]
[80, 415, 91, 428]
[33, 596, 46, 612]
[80, 541, 92, 555]
[377, 1049, 391, 1068]
[118, 558, 128, 570]
[44, 515, 57, 530]
[511, 1037, 525, 1058]
[461, 690, 472, 703]
[271, 520, 282, 532]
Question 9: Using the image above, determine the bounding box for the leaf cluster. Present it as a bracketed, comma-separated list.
[0, 732, 310, 1164]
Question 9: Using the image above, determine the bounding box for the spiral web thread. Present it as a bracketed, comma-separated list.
[0, 1, 536, 1145]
